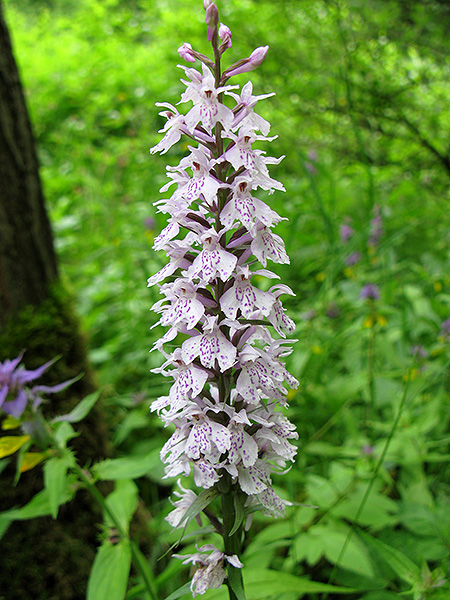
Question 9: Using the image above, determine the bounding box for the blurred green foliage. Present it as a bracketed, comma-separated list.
[3, 0, 450, 598]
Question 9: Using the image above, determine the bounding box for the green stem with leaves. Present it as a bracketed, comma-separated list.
[75, 465, 159, 600]
[50, 430, 159, 600]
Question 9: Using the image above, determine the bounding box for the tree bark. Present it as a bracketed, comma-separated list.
[0, 0, 58, 325]
[0, 4, 111, 598]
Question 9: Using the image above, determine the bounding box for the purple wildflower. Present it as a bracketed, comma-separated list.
[410, 345, 429, 359]
[440, 318, 450, 337]
[345, 251, 361, 266]
[305, 149, 318, 174]
[0, 353, 75, 419]
[143, 217, 155, 230]
[369, 204, 383, 247]
[175, 545, 243, 597]
[305, 161, 317, 175]
[360, 284, 380, 300]
[326, 303, 340, 319]
[340, 221, 354, 244]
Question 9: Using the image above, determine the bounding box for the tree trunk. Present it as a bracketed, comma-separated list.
[0, 1, 58, 325]
[0, 4, 110, 598]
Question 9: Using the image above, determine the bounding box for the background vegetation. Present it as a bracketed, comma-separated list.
[3, 0, 450, 598]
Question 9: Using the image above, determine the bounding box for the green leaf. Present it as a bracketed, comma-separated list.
[245, 569, 356, 597]
[359, 593, 399, 600]
[228, 568, 246, 600]
[1, 416, 21, 430]
[319, 527, 374, 577]
[229, 492, 246, 536]
[292, 532, 324, 566]
[0, 476, 77, 539]
[360, 532, 421, 586]
[20, 452, 46, 472]
[203, 569, 357, 600]
[87, 541, 132, 600]
[105, 479, 139, 534]
[0, 435, 30, 458]
[0, 515, 12, 539]
[53, 391, 101, 424]
[164, 582, 192, 600]
[54, 421, 78, 447]
[93, 449, 161, 480]
[177, 487, 220, 534]
[43, 452, 75, 519]
[113, 410, 151, 446]
[331, 483, 398, 529]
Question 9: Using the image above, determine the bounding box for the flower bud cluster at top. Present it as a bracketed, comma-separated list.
[148, 1, 298, 525]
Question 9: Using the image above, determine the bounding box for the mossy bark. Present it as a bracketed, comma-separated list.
[0, 286, 112, 600]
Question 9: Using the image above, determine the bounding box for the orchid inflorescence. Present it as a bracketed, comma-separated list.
[148, 1, 298, 596]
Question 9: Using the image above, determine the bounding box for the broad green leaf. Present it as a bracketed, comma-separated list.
[248, 521, 293, 546]
[319, 527, 374, 577]
[0, 476, 77, 538]
[331, 483, 398, 529]
[203, 569, 357, 600]
[53, 391, 101, 423]
[292, 532, 324, 566]
[87, 541, 132, 600]
[113, 410, 151, 446]
[43, 452, 75, 518]
[105, 479, 139, 534]
[93, 449, 161, 480]
[0, 435, 30, 458]
[20, 452, 46, 472]
[360, 532, 421, 585]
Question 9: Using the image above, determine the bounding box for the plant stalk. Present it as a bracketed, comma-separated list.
[220, 476, 245, 600]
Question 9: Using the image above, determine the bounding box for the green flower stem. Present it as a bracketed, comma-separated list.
[219, 474, 245, 600]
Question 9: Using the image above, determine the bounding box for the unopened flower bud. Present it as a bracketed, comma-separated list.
[248, 45, 269, 67]
[219, 23, 232, 49]
[223, 45, 269, 78]
[205, 3, 219, 42]
[178, 42, 196, 63]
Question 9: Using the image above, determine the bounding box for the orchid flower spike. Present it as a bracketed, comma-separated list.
[148, 2, 298, 596]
